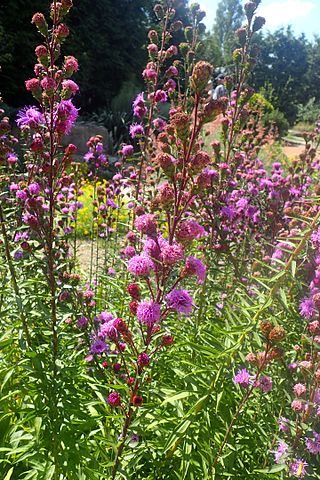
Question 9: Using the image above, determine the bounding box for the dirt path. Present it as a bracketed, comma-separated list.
[282, 145, 305, 158]
[204, 119, 308, 160]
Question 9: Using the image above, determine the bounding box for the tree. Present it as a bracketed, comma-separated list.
[0, 0, 155, 112]
[304, 36, 320, 104]
[251, 27, 310, 124]
[0, 0, 44, 105]
[205, 0, 244, 67]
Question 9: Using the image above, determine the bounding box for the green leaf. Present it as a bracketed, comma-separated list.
[161, 391, 193, 405]
[254, 464, 286, 473]
[4, 468, 14, 480]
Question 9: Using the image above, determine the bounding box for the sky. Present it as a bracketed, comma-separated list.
[198, 0, 320, 39]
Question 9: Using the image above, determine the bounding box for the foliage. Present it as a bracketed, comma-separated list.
[0, 0, 154, 112]
[82, 110, 132, 155]
[251, 28, 310, 125]
[204, 0, 244, 67]
[1, 1, 320, 480]
[296, 97, 320, 125]
[263, 109, 289, 137]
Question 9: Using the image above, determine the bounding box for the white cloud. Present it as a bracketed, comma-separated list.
[259, 0, 316, 28]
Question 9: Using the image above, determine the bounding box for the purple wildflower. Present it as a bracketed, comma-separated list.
[16, 190, 27, 201]
[143, 237, 161, 260]
[14, 231, 29, 242]
[299, 298, 315, 319]
[7, 153, 18, 164]
[99, 320, 118, 341]
[14, 250, 24, 261]
[107, 391, 121, 406]
[293, 383, 306, 397]
[97, 314, 113, 327]
[278, 416, 290, 433]
[177, 220, 207, 242]
[127, 255, 155, 277]
[16, 106, 44, 129]
[90, 340, 108, 354]
[76, 316, 89, 329]
[56, 99, 79, 134]
[154, 89, 167, 103]
[84, 151, 94, 162]
[135, 213, 157, 236]
[289, 458, 308, 477]
[166, 289, 193, 315]
[233, 368, 251, 388]
[161, 241, 184, 265]
[273, 440, 288, 463]
[137, 352, 150, 366]
[153, 117, 167, 131]
[256, 375, 273, 393]
[183, 256, 206, 284]
[121, 246, 136, 259]
[106, 199, 118, 209]
[28, 182, 41, 195]
[133, 92, 147, 118]
[121, 144, 134, 157]
[136, 300, 161, 327]
[305, 431, 320, 454]
[130, 123, 144, 138]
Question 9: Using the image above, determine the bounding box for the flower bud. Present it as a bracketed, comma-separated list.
[184, 26, 193, 42]
[35, 45, 48, 64]
[30, 136, 44, 152]
[170, 110, 190, 140]
[129, 301, 138, 315]
[148, 43, 158, 58]
[190, 61, 213, 93]
[25, 78, 42, 98]
[201, 97, 228, 124]
[56, 23, 70, 40]
[252, 16, 266, 32]
[107, 392, 121, 407]
[179, 42, 189, 57]
[244, 1, 256, 20]
[269, 347, 284, 360]
[65, 143, 77, 155]
[162, 335, 173, 346]
[172, 20, 183, 31]
[127, 283, 141, 300]
[156, 152, 175, 176]
[64, 56, 79, 75]
[137, 352, 150, 366]
[259, 320, 273, 337]
[31, 13, 48, 36]
[154, 4, 164, 19]
[61, 0, 73, 13]
[233, 48, 243, 62]
[236, 27, 247, 46]
[166, 45, 178, 58]
[269, 326, 286, 342]
[132, 395, 143, 406]
[40, 76, 56, 95]
[148, 30, 158, 42]
[291, 399, 304, 412]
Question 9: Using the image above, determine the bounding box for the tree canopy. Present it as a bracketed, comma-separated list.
[0, 0, 156, 112]
[251, 27, 311, 124]
[204, 0, 244, 67]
